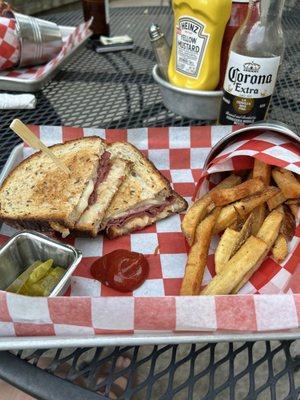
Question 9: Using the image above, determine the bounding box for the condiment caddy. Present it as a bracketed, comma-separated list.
[152, 64, 222, 120]
[151, 0, 285, 124]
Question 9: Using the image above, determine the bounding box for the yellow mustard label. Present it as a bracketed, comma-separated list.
[175, 16, 210, 79]
[168, 0, 232, 91]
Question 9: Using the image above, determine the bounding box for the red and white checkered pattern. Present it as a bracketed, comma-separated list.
[0, 124, 299, 337]
[0, 17, 20, 70]
[0, 19, 91, 78]
[207, 129, 300, 175]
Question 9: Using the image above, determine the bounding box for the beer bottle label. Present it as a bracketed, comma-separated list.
[175, 16, 210, 78]
[219, 51, 280, 124]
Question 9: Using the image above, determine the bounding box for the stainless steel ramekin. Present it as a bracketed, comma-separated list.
[0, 231, 82, 297]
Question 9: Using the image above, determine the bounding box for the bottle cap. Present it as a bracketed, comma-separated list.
[149, 24, 164, 41]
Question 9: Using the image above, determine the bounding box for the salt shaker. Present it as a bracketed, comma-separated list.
[149, 24, 170, 81]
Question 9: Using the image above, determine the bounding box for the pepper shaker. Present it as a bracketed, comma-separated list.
[149, 24, 170, 82]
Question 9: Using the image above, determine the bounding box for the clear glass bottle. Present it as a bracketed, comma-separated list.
[218, 0, 285, 125]
[149, 24, 171, 82]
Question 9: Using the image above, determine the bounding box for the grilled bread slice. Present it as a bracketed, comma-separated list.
[0, 137, 105, 232]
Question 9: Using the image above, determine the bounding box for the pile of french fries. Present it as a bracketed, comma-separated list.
[181, 160, 299, 296]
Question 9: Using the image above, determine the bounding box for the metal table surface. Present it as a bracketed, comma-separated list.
[0, 5, 299, 400]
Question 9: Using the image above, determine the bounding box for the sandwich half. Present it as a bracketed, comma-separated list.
[75, 154, 132, 236]
[0, 137, 124, 235]
[101, 142, 188, 238]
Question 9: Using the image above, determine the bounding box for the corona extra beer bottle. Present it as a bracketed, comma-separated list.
[218, 0, 285, 125]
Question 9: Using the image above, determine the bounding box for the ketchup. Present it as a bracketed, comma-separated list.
[91, 250, 149, 292]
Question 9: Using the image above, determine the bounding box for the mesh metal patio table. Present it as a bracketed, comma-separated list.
[0, 4, 299, 399]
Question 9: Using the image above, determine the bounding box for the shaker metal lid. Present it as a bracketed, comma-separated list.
[149, 23, 164, 41]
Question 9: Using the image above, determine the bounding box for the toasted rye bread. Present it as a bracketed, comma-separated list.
[0, 137, 105, 231]
[102, 142, 172, 225]
[106, 192, 187, 238]
[75, 157, 132, 236]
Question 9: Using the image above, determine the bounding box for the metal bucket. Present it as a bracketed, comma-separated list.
[204, 120, 300, 169]
[13, 12, 63, 67]
[152, 64, 222, 120]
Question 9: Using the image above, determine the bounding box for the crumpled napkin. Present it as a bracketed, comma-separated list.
[0, 93, 36, 109]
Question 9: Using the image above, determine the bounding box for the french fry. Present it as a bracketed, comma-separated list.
[180, 208, 221, 295]
[280, 206, 296, 241]
[285, 200, 299, 218]
[286, 199, 299, 205]
[215, 228, 239, 274]
[256, 209, 284, 249]
[267, 192, 286, 210]
[182, 174, 241, 245]
[276, 204, 284, 213]
[210, 178, 265, 206]
[235, 170, 251, 178]
[229, 220, 239, 230]
[252, 160, 271, 233]
[215, 212, 254, 274]
[213, 204, 238, 234]
[253, 159, 271, 185]
[232, 210, 283, 293]
[181, 195, 214, 246]
[201, 236, 268, 295]
[234, 186, 280, 219]
[217, 175, 243, 188]
[251, 204, 266, 235]
[272, 233, 288, 263]
[246, 169, 253, 180]
[272, 167, 300, 199]
[288, 204, 298, 218]
[231, 212, 254, 255]
[267, 190, 286, 211]
[230, 211, 247, 230]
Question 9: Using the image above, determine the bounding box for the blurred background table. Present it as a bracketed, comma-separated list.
[0, 3, 300, 168]
[0, 3, 299, 399]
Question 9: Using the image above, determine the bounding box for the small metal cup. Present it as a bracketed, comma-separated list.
[13, 12, 63, 67]
[0, 231, 82, 297]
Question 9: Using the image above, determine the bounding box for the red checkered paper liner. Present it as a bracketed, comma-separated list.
[0, 17, 20, 70]
[0, 125, 299, 338]
[0, 19, 91, 78]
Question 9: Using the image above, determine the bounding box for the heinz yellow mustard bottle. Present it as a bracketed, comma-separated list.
[168, 0, 232, 91]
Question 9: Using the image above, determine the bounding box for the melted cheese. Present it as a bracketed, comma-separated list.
[75, 180, 94, 216]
